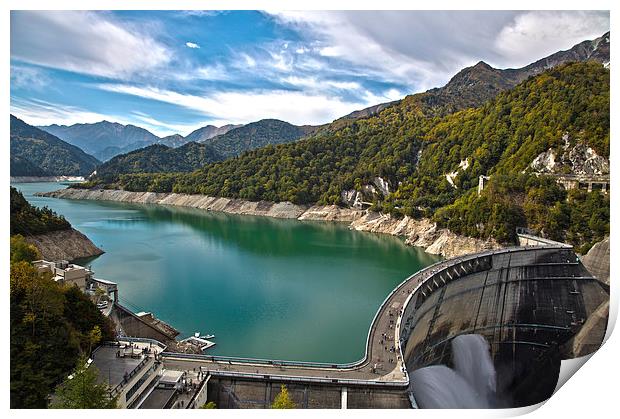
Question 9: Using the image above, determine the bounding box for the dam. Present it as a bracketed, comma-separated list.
[155, 244, 608, 408]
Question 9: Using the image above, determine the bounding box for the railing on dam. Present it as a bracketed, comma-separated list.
[160, 244, 574, 387]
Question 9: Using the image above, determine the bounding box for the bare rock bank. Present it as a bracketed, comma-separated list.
[24, 228, 104, 261]
[39, 188, 501, 258]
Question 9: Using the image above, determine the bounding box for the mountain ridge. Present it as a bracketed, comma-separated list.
[10, 115, 100, 177]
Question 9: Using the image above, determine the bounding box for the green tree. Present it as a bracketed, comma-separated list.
[200, 401, 217, 409]
[271, 384, 296, 409]
[10, 235, 40, 264]
[50, 355, 117, 409]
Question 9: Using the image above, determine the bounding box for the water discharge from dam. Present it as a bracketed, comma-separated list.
[410, 334, 497, 409]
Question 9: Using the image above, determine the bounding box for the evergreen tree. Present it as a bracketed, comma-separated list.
[50, 355, 117, 409]
[271, 384, 296, 409]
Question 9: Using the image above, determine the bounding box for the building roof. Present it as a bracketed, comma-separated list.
[139, 388, 177, 409]
[91, 345, 146, 388]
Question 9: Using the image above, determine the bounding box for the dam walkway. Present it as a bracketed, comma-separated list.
[160, 245, 579, 388]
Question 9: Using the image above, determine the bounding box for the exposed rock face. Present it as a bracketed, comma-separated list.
[299, 205, 364, 222]
[350, 213, 500, 258]
[340, 189, 364, 209]
[581, 236, 610, 285]
[530, 134, 609, 175]
[372, 177, 390, 196]
[24, 228, 104, 261]
[41, 188, 502, 258]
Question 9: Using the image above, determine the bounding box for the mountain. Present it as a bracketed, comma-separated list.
[158, 134, 187, 148]
[319, 31, 611, 133]
[94, 141, 221, 183]
[418, 31, 610, 114]
[185, 124, 243, 143]
[10, 115, 100, 177]
[108, 61, 609, 252]
[10, 155, 49, 177]
[203, 119, 313, 159]
[40, 121, 160, 161]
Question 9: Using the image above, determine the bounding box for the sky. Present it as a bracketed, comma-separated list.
[10, 10, 610, 137]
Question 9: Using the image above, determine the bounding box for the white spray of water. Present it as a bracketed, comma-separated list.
[410, 334, 497, 408]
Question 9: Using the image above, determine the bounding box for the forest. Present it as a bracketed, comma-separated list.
[10, 235, 116, 408]
[83, 62, 610, 251]
[11, 187, 71, 235]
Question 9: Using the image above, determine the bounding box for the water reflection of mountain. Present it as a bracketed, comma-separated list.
[87, 200, 440, 267]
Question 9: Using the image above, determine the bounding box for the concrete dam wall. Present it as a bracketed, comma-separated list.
[157, 245, 608, 408]
[400, 246, 608, 408]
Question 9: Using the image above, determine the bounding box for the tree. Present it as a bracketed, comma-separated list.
[271, 384, 296, 409]
[50, 355, 117, 409]
[201, 401, 217, 409]
[10, 235, 40, 264]
[87, 326, 103, 355]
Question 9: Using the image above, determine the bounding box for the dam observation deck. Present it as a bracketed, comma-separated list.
[159, 245, 608, 408]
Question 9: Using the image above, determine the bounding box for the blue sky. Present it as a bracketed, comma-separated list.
[10, 10, 609, 136]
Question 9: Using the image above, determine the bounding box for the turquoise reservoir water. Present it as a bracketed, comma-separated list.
[13, 182, 441, 363]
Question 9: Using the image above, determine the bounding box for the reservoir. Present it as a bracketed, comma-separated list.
[13, 182, 441, 363]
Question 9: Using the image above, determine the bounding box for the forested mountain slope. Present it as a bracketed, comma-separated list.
[100, 62, 609, 251]
[95, 142, 221, 182]
[10, 115, 100, 177]
[203, 119, 317, 159]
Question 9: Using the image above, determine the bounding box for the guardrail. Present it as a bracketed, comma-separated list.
[118, 336, 168, 352]
[195, 369, 409, 388]
[396, 244, 578, 371]
[109, 356, 152, 397]
[161, 245, 571, 385]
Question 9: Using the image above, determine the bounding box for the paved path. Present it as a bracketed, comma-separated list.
[161, 256, 461, 386]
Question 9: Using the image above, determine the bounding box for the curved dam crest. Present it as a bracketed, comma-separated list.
[15, 182, 442, 364]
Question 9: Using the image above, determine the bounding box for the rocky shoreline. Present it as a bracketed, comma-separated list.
[38, 188, 500, 258]
[24, 227, 104, 261]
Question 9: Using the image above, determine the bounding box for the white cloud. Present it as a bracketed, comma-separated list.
[241, 53, 257, 68]
[95, 83, 399, 126]
[185, 42, 200, 49]
[10, 11, 171, 79]
[494, 11, 610, 67]
[11, 98, 118, 127]
[10, 97, 198, 137]
[282, 76, 361, 92]
[268, 11, 609, 91]
[10, 65, 50, 90]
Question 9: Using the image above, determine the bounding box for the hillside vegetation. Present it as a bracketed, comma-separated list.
[94, 142, 221, 182]
[82, 62, 609, 251]
[10, 115, 100, 176]
[205, 119, 315, 159]
[11, 187, 71, 235]
[10, 236, 115, 408]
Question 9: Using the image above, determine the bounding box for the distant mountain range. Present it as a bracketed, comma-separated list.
[14, 32, 610, 182]
[40, 121, 160, 161]
[10, 115, 100, 177]
[185, 124, 243, 143]
[92, 119, 317, 179]
[39, 120, 243, 162]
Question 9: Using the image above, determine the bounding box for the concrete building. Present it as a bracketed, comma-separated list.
[33, 259, 118, 304]
[91, 342, 163, 408]
[91, 339, 209, 409]
[33, 260, 93, 291]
